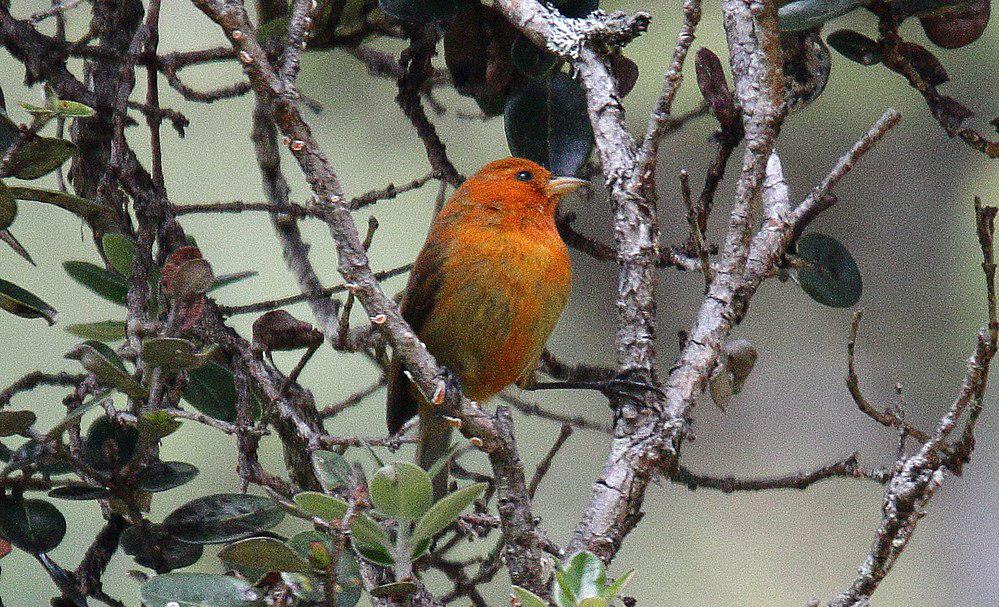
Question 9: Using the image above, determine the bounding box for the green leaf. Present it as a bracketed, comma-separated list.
[65, 320, 127, 342]
[504, 71, 594, 176]
[139, 573, 264, 607]
[600, 570, 635, 600]
[46, 389, 112, 439]
[7, 137, 76, 180]
[163, 494, 284, 545]
[138, 410, 183, 441]
[82, 415, 139, 471]
[142, 338, 216, 371]
[65, 341, 146, 399]
[0, 277, 57, 325]
[8, 185, 116, 232]
[312, 449, 354, 492]
[795, 233, 863, 308]
[63, 261, 128, 305]
[48, 99, 96, 118]
[369, 461, 433, 521]
[410, 482, 486, 548]
[0, 410, 36, 437]
[554, 569, 577, 607]
[292, 492, 393, 563]
[778, 0, 868, 32]
[101, 233, 135, 276]
[210, 270, 258, 293]
[48, 485, 111, 500]
[18, 102, 56, 117]
[219, 537, 312, 575]
[369, 581, 418, 599]
[511, 34, 558, 80]
[136, 461, 199, 492]
[557, 551, 606, 604]
[378, 0, 462, 21]
[577, 598, 610, 607]
[285, 532, 364, 607]
[121, 524, 204, 572]
[0, 495, 66, 553]
[182, 362, 237, 422]
[513, 586, 549, 607]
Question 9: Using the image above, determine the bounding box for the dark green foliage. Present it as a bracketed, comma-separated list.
[0, 495, 66, 553]
[162, 494, 284, 545]
[794, 233, 863, 308]
[504, 72, 594, 176]
[182, 362, 238, 422]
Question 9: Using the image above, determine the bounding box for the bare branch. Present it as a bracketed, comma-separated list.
[672, 453, 888, 493]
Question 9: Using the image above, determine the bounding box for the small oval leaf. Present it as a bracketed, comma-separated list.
[8, 185, 116, 231]
[182, 362, 237, 422]
[121, 524, 204, 572]
[163, 494, 284, 545]
[778, 0, 866, 31]
[795, 233, 863, 308]
[136, 461, 199, 492]
[63, 261, 128, 305]
[369, 461, 433, 521]
[219, 537, 312, 575]
[65, 320, 127, 342]
[142, 337, 207, 370]
[311, 450, 354, 492]
[65, 341, 146, 399]
[826, 29, 882, 66]
[0, 495, 67, 553]
[139, 573, 263, 607]
[7, 137, 76, 180]
[369, 581, 418, 599]
[410, 482, 486, 547]
[48, 485, 111, 500]
[101, 233, 135, 277]
[292, 492, 393, 563]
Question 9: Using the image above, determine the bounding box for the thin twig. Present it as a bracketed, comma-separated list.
[217, 264, 412, 317]
[672, 453, 888, 493]
[528, 424, 574, 498]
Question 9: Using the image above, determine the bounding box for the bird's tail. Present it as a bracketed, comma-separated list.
[415, 409, 453, 500]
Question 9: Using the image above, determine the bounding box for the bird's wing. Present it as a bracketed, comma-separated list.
[385, 230, 447, 434]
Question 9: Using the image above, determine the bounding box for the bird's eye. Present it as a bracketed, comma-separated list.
[515, 170, 533, 182]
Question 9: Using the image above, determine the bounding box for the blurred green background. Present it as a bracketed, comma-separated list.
[1, 1, 997, 605]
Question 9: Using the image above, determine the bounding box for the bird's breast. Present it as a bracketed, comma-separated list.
[420, 223, 570, 401]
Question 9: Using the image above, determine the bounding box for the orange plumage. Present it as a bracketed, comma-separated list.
[386, 158, 584, 491]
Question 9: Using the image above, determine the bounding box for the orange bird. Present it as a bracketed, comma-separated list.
[387, 157, 585, 492]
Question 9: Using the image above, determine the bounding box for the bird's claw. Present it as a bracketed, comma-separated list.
[599, 374, 665, 410]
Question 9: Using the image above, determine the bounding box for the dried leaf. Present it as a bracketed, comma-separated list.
[898, 42, 948, 86]
[919, 0, 990, 49]
[694, 48, 738, 130]
[826, 29, 882, 66]
[160, 246, 214, 298]
[252, 310, 323, 352]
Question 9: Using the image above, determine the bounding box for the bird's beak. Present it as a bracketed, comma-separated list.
[546, 176, 588, 198]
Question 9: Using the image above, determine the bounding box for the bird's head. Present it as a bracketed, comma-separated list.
[453, 157, 588, 219]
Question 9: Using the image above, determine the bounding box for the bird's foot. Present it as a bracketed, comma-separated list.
[525, 373, 664, 409]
